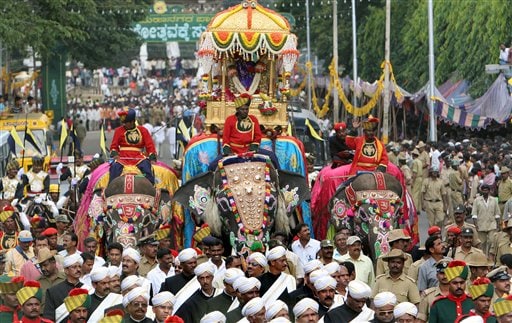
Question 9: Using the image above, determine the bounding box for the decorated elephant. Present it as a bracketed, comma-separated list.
[328, 172, 415, 260]
[74, 162, 184, 250]
[173, 154, 310, 252]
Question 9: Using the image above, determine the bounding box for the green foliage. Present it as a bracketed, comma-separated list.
[0, 0, 151, 68]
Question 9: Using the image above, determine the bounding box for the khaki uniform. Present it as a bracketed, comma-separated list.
[490, 231, 509, 259]
[498, 178, 512, 214]
[472, 195, 501, 254]
[468, 175, 481, 205]
[407, 257, 426, 282]
[448, 169, 464, 207]
[138, 256, 157, 277]
[495, 239, 512, 265]
[453, 246, 484, 262]
[419, 150, 430, 179]
[401, 164, 413, 193]
[412, 158, 424, 211]
[375, 252, 413, 276]
[422, 177, 447, 227]
[372, 272, 421, 304]
[389, 153, 399, 166]
[443, 222, 481, 248]
[441, 167, 453, 219]
[417, 286, 444, 322]
[459, 163, 469, 196]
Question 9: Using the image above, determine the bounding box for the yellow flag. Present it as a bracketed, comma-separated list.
[305, 118, 324, 141]
[178, 119, 190, 141]
[287, 122, 292, 135]
[59, 119, 68, 150]
[100, 124, 107, 157]
[10, 128, 24, 149]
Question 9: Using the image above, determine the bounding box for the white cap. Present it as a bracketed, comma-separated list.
[458, 316, 484, 323]
[247, 252, 267, 267]
[346, 236, 362, 246]
[393, 302, 418, 318]
[323, 262, 340, 275]
[178, 248, 198, 263]
[122, 247, 141, 263]
[233, 277, 261, 293]
[309, 269, 329, 285]
[373, 292, 397, 307]
[200, 311, 226, 323]
[108, 266, 120, 277]
[347, 280, 372, 299]
[90, 267, 109, 282]
[63, 253, 83, 268]
[194, 262, 216, 276]
[268, 318, 291, 323]
[122, 286, 149, 308]
[241, 297, 265, 317]
[152, 291, 176, 307]
[293, 298, 319, 318]
[120, 275, 141, 292]
[303, 260, 323, 274]
[224, 268, 245, 285]
[266, 246, 286, 261]
[313, 276, 337, 291]
[265, 300, 288, 321]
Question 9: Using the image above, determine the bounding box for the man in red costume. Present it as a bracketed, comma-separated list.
[222, 93, 262, 155]
[346, 116, 388, 175]
[109, 108, 157, 184]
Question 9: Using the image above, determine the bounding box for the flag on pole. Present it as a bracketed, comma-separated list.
[287, 122, 292, 135]
[59, 119, 68, 150]
[178, 119, 190, 141]
[305, 118, 324, 141]
[7, 128, 24, 155]
[69, 126, 81, 154]
[100, 123, 108, 157]
[24, 128, 42, 154]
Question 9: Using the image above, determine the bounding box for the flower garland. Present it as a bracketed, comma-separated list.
[352, 198, 403, 223]
[258, 101, 278, 116]
[109, 203, 155, 224]
[218, 158, 272, 236]
[232, 73, 261, 95]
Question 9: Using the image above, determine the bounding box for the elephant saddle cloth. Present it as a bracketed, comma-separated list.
[345, 172, 400, 214]
[222, 161, 268, 233]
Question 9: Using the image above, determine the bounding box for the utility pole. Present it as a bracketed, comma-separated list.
[306, 0, 312, 110]
[351, 0, 358, 111]
[0, 40, 3, 96]
[382, 0, 391, 144]
[428, 0, 437, 142]
[333, 0, 339, 123]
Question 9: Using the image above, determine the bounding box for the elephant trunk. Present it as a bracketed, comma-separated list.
[205, 197, 222, 236]
[276, 193, 290, 235]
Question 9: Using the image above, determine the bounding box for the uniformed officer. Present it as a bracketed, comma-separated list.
[375, 229, 413, 276]
[444, 205, 481, 248]
[415, 141, 430, 180]
[453, 228, 484, 262]
[411, 149, 423, 213]
[494, 219, 512, 266]
[0, 160, 23, 201]
[498, 166, 512, 215]
[372, 249, 421, 304]
[486, 265, 511, 313]
[448, 159, 465, 211]
[21, 156, 50, 197]
[398, 152, 412, 192]
[422, 166, 448, 228]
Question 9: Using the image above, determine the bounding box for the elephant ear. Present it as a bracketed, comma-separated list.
[172, 172, 214, 216]
[278, 170, 311, 212]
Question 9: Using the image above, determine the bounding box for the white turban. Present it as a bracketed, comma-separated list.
[108, 266, 120, 277]
[323, 262, 340, 275]
[309, 269, 329, 285]
[347, 280, 371, 299]
[268, 318, 291, 323]
[152, 291, 176, 307]
[458, 317, 484, 323]
[393, 302, 418, 318]
[224, 268, 245, 285]
[303, 260, 323, 274]
[194, 262, 216, 276]
[122, 286, 149, 308]
[63, 253, 83, 268]
[233, 277, 261, 293]
[122, 247, 141, 264]
[373, 292, 397, 308]
[90, 267, 109, 282]
[265, 300, 288, 321]
[178, 248, 197, 263]
[241, 297, 265, 317]
[266, 246, 286, 261]
[314, 276, 337, 291]
[200, 311, 226, 323]
[293, 297, 319, 318]
[121, 275, 142, 292]
[248, 252, 268, 267]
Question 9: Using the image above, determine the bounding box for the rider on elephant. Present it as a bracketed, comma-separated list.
[329, 122, 353, 169]
[0, 160, 23, 201]
[346, 116, 389, 175]
[21, 156, 50, 197]
[209, 94, 279, 170]
[109, 108, 157, 184]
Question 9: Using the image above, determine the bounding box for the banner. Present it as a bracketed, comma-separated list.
[133, 14, 213, 43]
[41, 45, 67, 125]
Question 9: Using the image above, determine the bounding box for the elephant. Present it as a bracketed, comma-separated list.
[328, 172, 411, 260]
[173, 154, 310, 253]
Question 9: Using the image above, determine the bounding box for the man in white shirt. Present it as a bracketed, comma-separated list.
[291, 223, 321, 267]
[338, 236, 375, 288]
[500, 43, 509, 64]
[147, 248, 175, 294]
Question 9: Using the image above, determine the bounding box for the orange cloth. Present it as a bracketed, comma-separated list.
[345, 135, 388, 174]
[222, 115, 262, 154]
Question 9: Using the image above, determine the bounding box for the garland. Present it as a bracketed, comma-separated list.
[232, 73, 261, 95]
[352, 198, 403, 223]
[258, 101, 278, 116]
[218, 158, 272, 236]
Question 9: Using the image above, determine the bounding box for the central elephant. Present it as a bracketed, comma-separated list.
[328, 172, 409, 260]
[173, 154, 310, 252]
